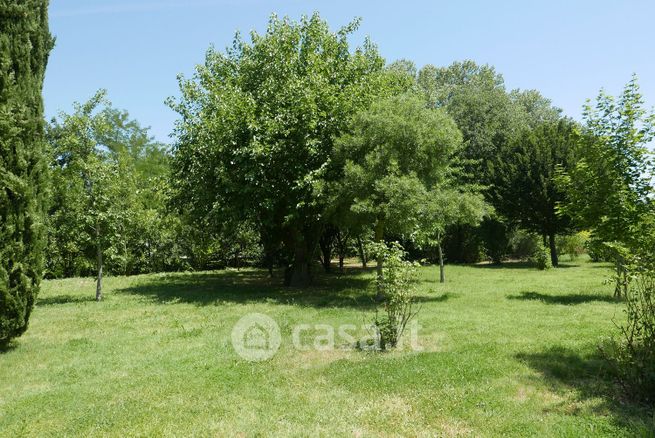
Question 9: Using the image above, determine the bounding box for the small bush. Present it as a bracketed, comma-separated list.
[602, 270, 655, 404]
[479, 218, 511, 264]
[509, 229, 539, 261]
[557, 231, 589, 260]
[586, 237, 608, 262]
[530, 242, 552, 270]
[368, 241, 419, 350]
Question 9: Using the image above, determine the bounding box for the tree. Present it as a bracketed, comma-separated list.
[417, 61, 525, 184]
[48, 92, 141, 300]
[334, 93, 462, 297]
[491, 119, 578, 266]
[416, 188, 488, 282]
[416, 61, 529, 264]
[169, 14, 390, 286]
[557, 76, 655, 295]
[0, 1, 53, 344]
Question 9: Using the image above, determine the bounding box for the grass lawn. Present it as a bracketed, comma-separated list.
[1, 258, 653, 436]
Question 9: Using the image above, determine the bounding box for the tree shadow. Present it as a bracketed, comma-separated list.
[414, 292, 455, 304]
[516, 346, 653, 432]
[507, 291, 620, 305]
[37, 295, 97, 306]
[116, 269, 381, 308]
[470, 261, 579, 269]
[0, 341, 17, 354]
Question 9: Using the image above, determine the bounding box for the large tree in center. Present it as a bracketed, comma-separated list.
[169, 14, 389, 286]
[0, 1, 53, 344]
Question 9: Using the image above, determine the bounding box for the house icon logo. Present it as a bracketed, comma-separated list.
[231, 313, 281, 361]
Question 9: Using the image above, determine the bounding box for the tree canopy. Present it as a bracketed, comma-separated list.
[168, 13, 394, 286]
[0, 0, 53, 343]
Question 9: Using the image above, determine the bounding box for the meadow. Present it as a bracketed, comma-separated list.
[1, 258, 653, 437]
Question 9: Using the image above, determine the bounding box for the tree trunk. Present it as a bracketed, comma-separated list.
[320, 241, 331, 273]
[548, 232, 558, 267]
[357, 236, 367, 268]
[614, 256, 628, 298]
[437, 242, 445, 284]
[95, 226, 103, 302]
[374, 219, 385, 301]
[287, 234, 312, 287]
[335, 230, 348, 274]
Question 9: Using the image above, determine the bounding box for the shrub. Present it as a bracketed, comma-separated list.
[479, 218, 511, 264]
[368, 241, 419, 350]
[557, 231, 589, 260]
[509, 229, 539, 261]
[530, 242, 552, 270]
[602, 269, 655, 404]
[586, 237, 608, 262]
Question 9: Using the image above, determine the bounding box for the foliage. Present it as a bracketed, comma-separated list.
[557, 231, 590, 261]
[530, 241, 553, 270]
[508, 229, 540, 261]
[556, 76, 655, 294]
[334, 92, 463, 293]
[491, 119, 578, 266]
[168, 13, 391, 286]
[0, 1, 53, 343]
[416, 60, 526, 185]
[603, 269, 655, 404]
[586, 237, 608, 262]
[415, 187, 488, 282]
[335, 93, 463, 237]
[368, 241, 419, 350]
[46, 92, 189, 288]
[478, 217, 511, 264]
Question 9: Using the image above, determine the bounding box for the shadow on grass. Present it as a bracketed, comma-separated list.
[470, 261, 579, 269]
[415, 292, 454, 304]
[116, 268, 383, 308]
[517, 346, 654, 432]
[37, 295, 97, 306]
[507, 291, 620, 305]
[117, 268, 458, 308]
[0, 341, 17, 354]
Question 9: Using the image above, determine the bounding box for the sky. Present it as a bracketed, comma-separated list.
[44, 0, 655, 143]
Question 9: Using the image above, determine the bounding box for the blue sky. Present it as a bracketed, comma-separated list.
[45, 0, 655, 143]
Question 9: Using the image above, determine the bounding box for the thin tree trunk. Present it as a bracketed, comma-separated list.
[95, 225, 103, 302]
[357, 236, 367, 268]
[374, 219, 385, 301]
[437, 241, 445, 284]
[548, 232, 558, 267]
[287, 232, 312, 287]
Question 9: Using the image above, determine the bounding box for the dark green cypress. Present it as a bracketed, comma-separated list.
[0, 1, 53, 344]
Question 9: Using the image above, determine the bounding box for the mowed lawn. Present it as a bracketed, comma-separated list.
[1, 259, 653, 436]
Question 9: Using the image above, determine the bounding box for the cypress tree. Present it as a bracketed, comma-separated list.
[0, 1, 53, 344]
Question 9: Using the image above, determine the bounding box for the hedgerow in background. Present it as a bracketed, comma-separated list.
[0, 1, 53, 343]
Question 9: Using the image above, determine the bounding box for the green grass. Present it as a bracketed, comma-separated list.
[1, 258, 654, 436]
